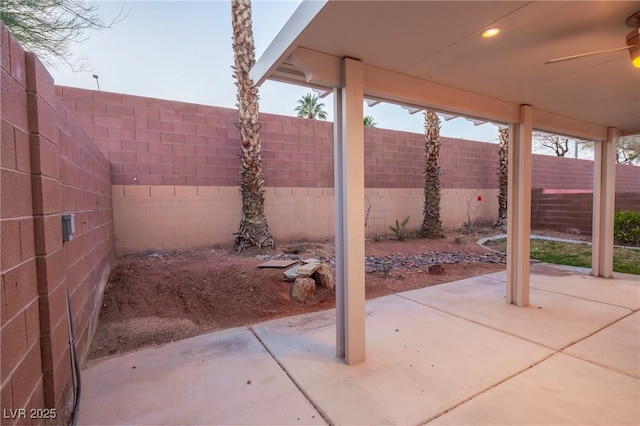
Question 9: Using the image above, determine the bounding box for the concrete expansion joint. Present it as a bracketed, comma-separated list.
[532, 286, 636, 311]
[249, 327, 332, 425]
[416, 304, 638, 423]
[421, 351, 557, 425]
[559, 351, 639, 381]
[557, 310, 639, 380]
[395, 293, 557, 351]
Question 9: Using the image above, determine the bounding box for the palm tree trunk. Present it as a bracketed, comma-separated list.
[420, 111, 444, 238]
[231, 0, 274, 252]
[496, 128, 508, 226]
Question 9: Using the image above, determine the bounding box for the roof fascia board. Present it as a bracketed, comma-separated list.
[532, 109, 608, 141]
[261, 47, 609, 140]
[365, 65, 608, 141]
[620, 129, 640, 137]
[363, 64, 520, 124]
[249, 0, 328, 86]
[279, 48, 518, 122]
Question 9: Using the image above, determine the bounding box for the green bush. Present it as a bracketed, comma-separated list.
[614, 210, 640, 246]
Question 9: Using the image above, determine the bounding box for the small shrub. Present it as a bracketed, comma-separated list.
[614, 210, 640, 246]
[455, 235, 466, 245]
[461, 220, 474, 234]
[461, 191, 482, 234]
[284, 242, 303, 254]
[372, 233, 384, 242]
[388, 217, 410, 241]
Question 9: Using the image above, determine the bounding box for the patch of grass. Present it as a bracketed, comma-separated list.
[483, 238, 640, 275]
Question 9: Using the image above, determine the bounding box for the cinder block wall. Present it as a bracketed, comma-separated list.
[1, 25, 114, 422]
[57, 87, 640, 253]
[531, 154, 640, 191]
[1, 25, 43, 419]
[530, 156, 640, 234]
[58, 87, 503, 253]
[532, 190, 640, 235]
[57, 85, 503, 189]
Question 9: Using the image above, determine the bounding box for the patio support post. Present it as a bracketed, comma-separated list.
[506, 105, 533, 307]
[591, 128, 618, 278]
[333, 57, 366, 364]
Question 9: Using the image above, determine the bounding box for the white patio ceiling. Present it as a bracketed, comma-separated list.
[252, 0, 640, 138]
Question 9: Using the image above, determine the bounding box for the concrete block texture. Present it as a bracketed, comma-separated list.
[111, 185, 499, 254]
[64, 80, 640, 240]
[2, 23, 115, 420]
[1, 261, 38, 324]
[1, 68, 29, 131]
[1, 219, 22, 270]
[56, 86, 639, 243]
[532, 189, 640, 235]
[30, 134, 60, 178]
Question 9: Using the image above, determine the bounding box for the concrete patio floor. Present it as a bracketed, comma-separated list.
[77, 264, 639, 425]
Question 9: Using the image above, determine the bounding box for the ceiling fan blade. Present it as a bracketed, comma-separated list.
[545, 46, 631, 65]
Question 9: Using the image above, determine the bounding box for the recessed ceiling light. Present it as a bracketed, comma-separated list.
[481, 28, 500, 38]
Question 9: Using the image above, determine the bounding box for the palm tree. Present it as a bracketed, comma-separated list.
[496, 128, 508, 226]
[363, 115, 377, 127]
[231, 0, 274, 252]
[420, 110, 444, 238]
[294, 93, 328, 120]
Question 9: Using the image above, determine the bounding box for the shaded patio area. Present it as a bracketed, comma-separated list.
[77, 263, 639, 425]
[248, 0, 640, 364]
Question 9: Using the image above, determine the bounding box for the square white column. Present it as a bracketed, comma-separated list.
[592, 128, 618, 278]
[333, 58, 366, 364]
[506, 105, 533, 307]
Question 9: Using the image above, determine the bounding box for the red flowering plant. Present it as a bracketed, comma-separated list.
[462, 191, 482, 233]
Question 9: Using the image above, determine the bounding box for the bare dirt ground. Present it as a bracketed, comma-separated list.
[88, 227, 571, 361]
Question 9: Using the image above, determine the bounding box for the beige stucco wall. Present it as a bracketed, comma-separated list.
[112, 185, 498, 254]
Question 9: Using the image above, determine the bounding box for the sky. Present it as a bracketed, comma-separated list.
[46, 0, 508, 143]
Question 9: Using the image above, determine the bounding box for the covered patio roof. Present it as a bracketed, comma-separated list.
[251, 0, 639, 364]
[252, 0, 640, 138]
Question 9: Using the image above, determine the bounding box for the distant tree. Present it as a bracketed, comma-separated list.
[231, 0, 274, 252]
[0, 0, 125, 69]
[420, 110, 444, 238]
[533, 132, 570, 157]
[572, 135, 638, 165]
[294, 93, 328, 120]
[363, 115, 377, 127]
[616, 135, 640, 165]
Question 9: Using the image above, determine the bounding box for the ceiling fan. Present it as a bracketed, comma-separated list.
[545, 10, 640, 67]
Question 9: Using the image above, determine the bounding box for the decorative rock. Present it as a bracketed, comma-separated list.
[296, 262, 321, 277]
[314, 264, 335, 289]
[283, 264, 301, 281]
[291, 277, 316, 303]
[360, 251, 505, 273]
[428, 264, 445, 275]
